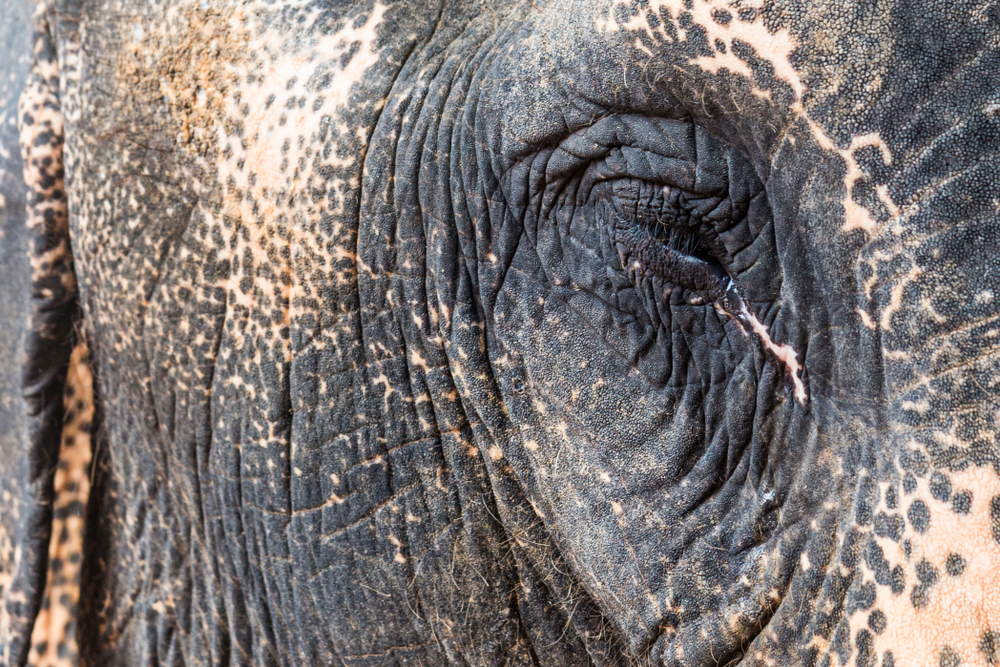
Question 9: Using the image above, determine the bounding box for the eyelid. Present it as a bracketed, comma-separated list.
[608, 212, 731, 297]
[572, 153, 699, 210]
[605, 179, 729, 237]
[536, 114, 698, 183]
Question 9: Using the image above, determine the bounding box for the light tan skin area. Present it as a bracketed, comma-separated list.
[71, 0, 384, 414]
[27, 341, 94, 667]
[109, 0, 387, 357]
[851, 467, 1000, 667]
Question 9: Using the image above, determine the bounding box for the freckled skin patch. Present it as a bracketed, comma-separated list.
[27, 341, 93, 667]
[2, 5, 86, 666]
[605, 0, 803, 98]
[850, 468, 1000, 667]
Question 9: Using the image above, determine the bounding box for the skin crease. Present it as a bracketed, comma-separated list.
[0, 0, 998, 666]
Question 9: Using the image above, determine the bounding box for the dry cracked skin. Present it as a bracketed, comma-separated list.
[1, 0, 1000, 665]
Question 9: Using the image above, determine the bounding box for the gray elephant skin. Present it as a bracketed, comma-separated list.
[0, 0, 999, 665]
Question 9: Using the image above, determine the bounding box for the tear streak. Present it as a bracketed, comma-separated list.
[740, 305, 808, 404]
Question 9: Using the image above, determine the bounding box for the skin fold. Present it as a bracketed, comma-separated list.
[0, 0, 999, 665]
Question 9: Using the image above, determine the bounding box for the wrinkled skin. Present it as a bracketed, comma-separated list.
[1, 0, 1000, 665]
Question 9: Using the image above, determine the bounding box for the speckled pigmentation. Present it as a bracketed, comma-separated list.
[2, 0, 1000, 665]
[2, 5, 82, 667]
[27, 340, 93, 667]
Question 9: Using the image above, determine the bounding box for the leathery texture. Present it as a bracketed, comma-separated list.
[3, 0, 1000, 665]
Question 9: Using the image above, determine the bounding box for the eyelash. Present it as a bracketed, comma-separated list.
[600, 186, 732, 299]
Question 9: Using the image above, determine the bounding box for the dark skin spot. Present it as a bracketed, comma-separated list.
[945, 553, 967, 577]
[982, 630, 1000, 665]
[952, 490, 972, 514]
[874, 512, 903, 541]
[930, 472, 951, 501]
[868, 609, 886, 635]
[908, 500, 930, 533]
[856, 629, 875, 667]
[916, 560, 938, 585]
[646, 9, 661, 30]
[891, 566, 906, 595]
[711, 8, 732, 24]
[940, 645, 962, 667]
[911, 585, 930, 609]
[885, 485, 898, 509]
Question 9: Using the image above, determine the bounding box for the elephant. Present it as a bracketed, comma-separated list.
[1, 0, 999, 664]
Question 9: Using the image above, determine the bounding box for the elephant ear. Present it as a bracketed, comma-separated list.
[0, 4, 93, 666]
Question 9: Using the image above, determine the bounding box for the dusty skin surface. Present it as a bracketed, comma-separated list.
[2, 0, 1000, 665]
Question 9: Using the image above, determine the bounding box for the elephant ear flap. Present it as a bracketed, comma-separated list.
[0, 5, 93, 666]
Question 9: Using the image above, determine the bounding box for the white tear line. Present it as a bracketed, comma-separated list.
[739, 305, 808, 404]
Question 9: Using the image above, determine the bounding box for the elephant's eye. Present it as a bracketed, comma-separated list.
[600, 177, 736, 303]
